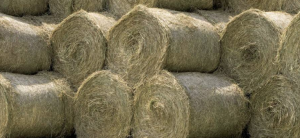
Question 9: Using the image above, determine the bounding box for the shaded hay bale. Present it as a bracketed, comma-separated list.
[249, 75, 300, 137]
[51, 10, 117, 90]
[133, 71, 250, 138]
[0, 13, 59, 74]
[217, 0, 250, 13]
[220, 9, 293, 94]
[138, 0, 213, 11]
[75, 70, 132, 138]
[0, 72, 74, 138]
[250, 0, 300, 14]
[107, 0, 136, 18]
[49, 0, 73, 17]
[278, 12, 300, 84]
[73, 0, 106, 12]
[107, 5, 220, 88]
[0, 0, 48, 16]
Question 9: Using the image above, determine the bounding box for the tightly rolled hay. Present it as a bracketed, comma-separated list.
[133, 71, 250, 138]
[249, 75, 300, 137]
[249, 0, 300, 14]
[215, 0, 250, 13]
[220, 9, 293, 94]
[107, 0, 136, 18]
[73, 0, 106, 12]
[74, 70, 132, 138]
[51, 10, 117, 89]
[138, 0, 213, 11]
[197, 10, 234, 34]
[0, 13, 59, 74]
[278, 12, 300, 84]
[0, 0, 48, 16]
[49, 0, 73, 17]
[107, 5, 220, 88]
[0, 72, 74, 138]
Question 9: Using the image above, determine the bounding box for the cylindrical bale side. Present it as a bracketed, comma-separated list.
[218, 0, 250, 13]
[51, 10, 117, 90]
[249, 75, 300, 137]
[74, 71, 132, 138]
[0, 13, 57, 74]
[249, 0, 300, 14]
[0, 0, 48, 16]
[138, 0, 213, 11]
[220, 9, 293, 94]
[107, 0, 136, 18]
[0, 72, 74, 138]
[73, 0, 106, 12]
[49, 0, 73, 17]
[133, 71, 250, 138]
[278, 12, 300, 84]
[107, 5, 220, 88]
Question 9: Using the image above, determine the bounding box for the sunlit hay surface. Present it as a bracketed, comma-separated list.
[133, 71, 250, 138]
[0, 72, 74, 138]
[51, 10, 117, 90]
[0, 0, 48, 16]
[249, 75, 300, 138]
[220, 9, 293, 94]
[75, 71, 132, 138]
[107, 5, 220, 88]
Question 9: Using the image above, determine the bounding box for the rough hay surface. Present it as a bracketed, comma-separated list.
[107, 0, 137, 18]
[218, 0, 250, 13]
[249, 75, 300, 137]
[138, 0, 213, 11]
[51, 10, 116, 90]
[220, 9, 293, 94]
[107, 5, 220, 88]
[73, 0, 106, 12]
[0, 72, 74, 138]
[250, 0, 300, 14]
[75, 70, 132, 138]
[49, 0, 73, 17]
[133, 71, 250, 138]
[0, 0, 48, 16]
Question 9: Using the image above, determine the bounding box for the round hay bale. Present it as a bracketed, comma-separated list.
[218, 0, 250, 13]
[0, 13, 57, 74]
[107, 5, 220, 88]
[107, 0, 136, 18]
[133, 71, 250, 138]
[249, 75, 300, 137]
[73, 0, 106, 12]
[74, 70, 132, 138]
[0, 0, 48, 16]
[249, 0, 300, 14]
[0, 72, 74, 138]
[51, 10, 117, 89]
[220, 9, 293, 94]
[49, 0, 73, 17]
[278, 12, 300, 84]
[138, 0, 213, 11]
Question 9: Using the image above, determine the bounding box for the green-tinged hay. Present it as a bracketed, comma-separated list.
[107, 5, 220, 88]
[73, 0, 106, 12]
[249, 75, 300, 137]
[278, 12, 300, 84]
[107, 0, 136, 18]
[51, 10, 117, 90]
[75, 70, 132, 138]
[133, 71, 250, 138]
[249, 0, 300, 14]
[220, 9, 293, 94]
[0, 72, 74, 138]
[0, 13, 60, 74]
[197, 10, 234, 34]
[49, 0, 73, 17]
[138, 0, 213, 11]
[0, 0, 48, 16]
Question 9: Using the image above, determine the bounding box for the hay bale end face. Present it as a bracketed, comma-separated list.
[107, 5, 220, 88]
[73, 0, 106, 12]
[133, 71, 250, 138]
[0, 0, 48, 16]
[138, 0, 213, 11]
[220, 9, 293, 94]
[0, 13, 54, 74]
[0, 72, 74, 138]
[51, 10, 117, 90]
[249, 75, 300, 137]
[75, 71, 132, 138]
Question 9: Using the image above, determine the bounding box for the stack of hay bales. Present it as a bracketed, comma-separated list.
[0, 0, 48, 16]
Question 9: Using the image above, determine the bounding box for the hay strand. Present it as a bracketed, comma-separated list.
[0, 0, 48, 16]
[74, 70, 132, 138]
[220, 9, 293, 94]
[107, 5, 220, 88]
[133, 71, 250, 138]
[0, 72, 74, 138]
[138, 0, 213, 11]
[51, 10, 116, 89]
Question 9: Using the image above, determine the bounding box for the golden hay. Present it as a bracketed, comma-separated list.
[51, 10, 116, 90]
[220, 9, 293, 94]
[0, 0, 48, 16]
[74, 70, 132, 138]
[138, 0, 213, 11]
[133, 71, 250, 138]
